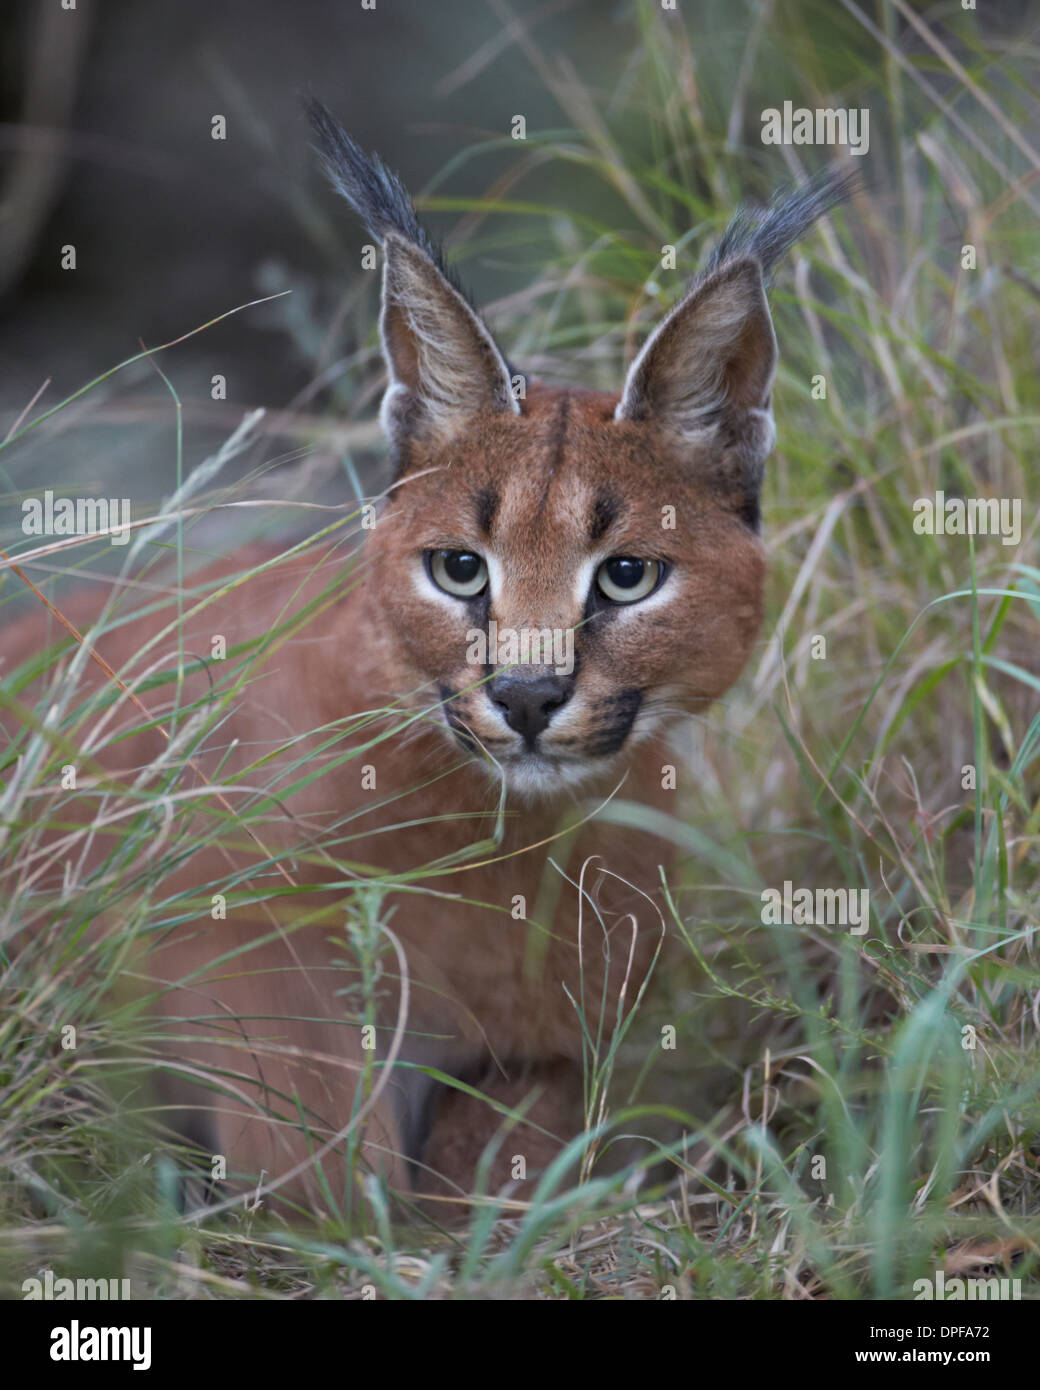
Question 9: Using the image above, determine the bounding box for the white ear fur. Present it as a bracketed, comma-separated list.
[614, 259, 777, 447]
[378, 233, 518, 444]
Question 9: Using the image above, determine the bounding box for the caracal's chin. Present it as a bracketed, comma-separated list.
[497, 750, 623, 800]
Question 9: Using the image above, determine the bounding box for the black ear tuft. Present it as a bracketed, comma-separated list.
[303, 95, 466, 299]
[705, 165, 862, 282]
[302, 98, 518, 454]
[614, 168, 860, 484]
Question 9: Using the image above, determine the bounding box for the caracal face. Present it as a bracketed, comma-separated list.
[367, 386, 765, 797]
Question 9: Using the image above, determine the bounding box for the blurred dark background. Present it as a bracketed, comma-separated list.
[0, 0, 632, 457]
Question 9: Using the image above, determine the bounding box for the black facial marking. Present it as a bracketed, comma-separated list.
[475, 487, 499, 537]
[588, 491, 620, 543]
[738, 491, 762, 531]
[585, 688, 643, 757]
[582, 586, 612, 630]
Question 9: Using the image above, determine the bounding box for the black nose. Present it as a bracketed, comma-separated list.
[488, 672, 572, 747]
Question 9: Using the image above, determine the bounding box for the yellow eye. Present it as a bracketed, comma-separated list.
[429, 549, 488, 598]
[595, 557, 662, 604]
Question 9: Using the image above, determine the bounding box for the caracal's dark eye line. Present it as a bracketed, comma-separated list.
[428, 548, 489, 599]
[595, 556, 663, 604]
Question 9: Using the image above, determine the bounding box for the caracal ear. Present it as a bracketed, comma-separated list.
[615, 258, 778, 466]
[379, 232, 519, 449]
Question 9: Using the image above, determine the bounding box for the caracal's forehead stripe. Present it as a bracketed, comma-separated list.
[534, 394, 571, 516]
[473, 486, 499, 537]
[588, 491, 622, 543]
